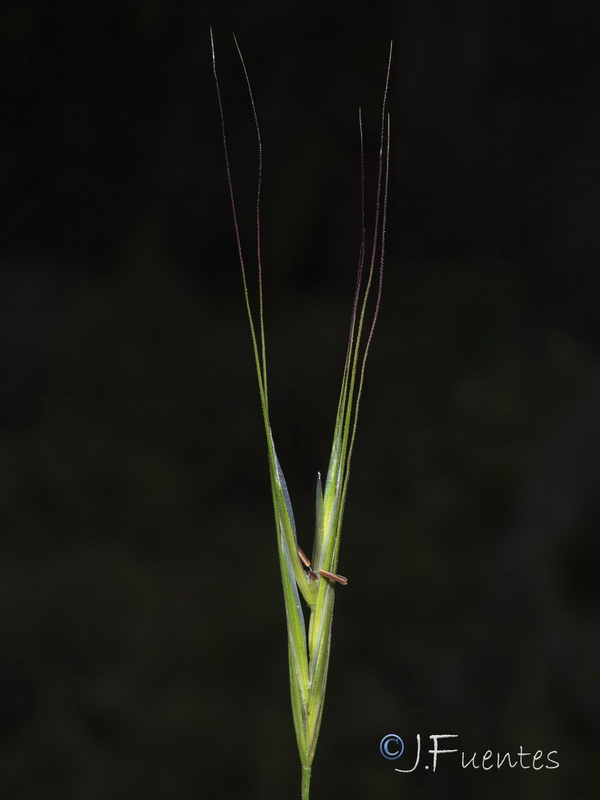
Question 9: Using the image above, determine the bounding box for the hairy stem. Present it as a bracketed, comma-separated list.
[301, 765, 312, 800]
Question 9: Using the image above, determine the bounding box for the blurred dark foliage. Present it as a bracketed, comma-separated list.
[0, 1, 599, 798]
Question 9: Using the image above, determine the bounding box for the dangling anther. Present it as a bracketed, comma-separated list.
[297, 545, 311, 568]
[318, 569, 348, 586]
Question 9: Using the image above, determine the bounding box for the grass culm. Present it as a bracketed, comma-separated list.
[211, 30, 392, 799]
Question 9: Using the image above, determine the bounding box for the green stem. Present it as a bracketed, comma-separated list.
[301, 765, 311, 800]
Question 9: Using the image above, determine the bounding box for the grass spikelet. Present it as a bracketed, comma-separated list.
[211, 29, 391, 798]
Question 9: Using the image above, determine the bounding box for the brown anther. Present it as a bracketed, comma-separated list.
[297, 545, 311, 568]
[317, 568, 348, 586]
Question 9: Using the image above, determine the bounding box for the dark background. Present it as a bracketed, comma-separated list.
[1, 1, 599, 798]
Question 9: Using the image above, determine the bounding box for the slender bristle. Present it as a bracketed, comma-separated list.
[232, 33, 268, 394]
[335, 40, 393, 513]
